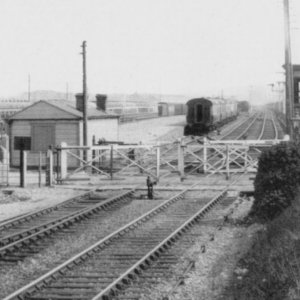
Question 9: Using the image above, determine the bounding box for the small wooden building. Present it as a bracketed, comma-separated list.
[8, 99, 119, 167]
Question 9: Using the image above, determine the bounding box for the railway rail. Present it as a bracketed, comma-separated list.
[221, 112, 262, 140]
[0, 189, 134, 262]
[258, 112, 278, 140]
[221, 111, 280, 142]
[3, 178, 240, 300]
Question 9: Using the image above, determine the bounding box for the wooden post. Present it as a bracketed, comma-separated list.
[177, 138, 184, 181]
[244, 147, 248, 172]
[156, 144, 160, 182]
[203, 137, 207, 174]
[60, 142, 67, 180]
[46, 149, 53, 187]
[110, 145, 113, 180]
[283, 0, 294, 137]
[38, 151, 42, 187]
[92, 148, 96, 174]
[226, 144, 230, 180]
[20, 150, 27, 188]
[81, 41, 88, 161]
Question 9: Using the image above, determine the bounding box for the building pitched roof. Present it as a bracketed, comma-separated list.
[9, 100, 119, 120]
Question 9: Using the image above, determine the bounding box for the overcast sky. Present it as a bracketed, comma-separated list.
[1, 0, 300, 101]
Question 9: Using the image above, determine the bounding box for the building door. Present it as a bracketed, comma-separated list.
[32, 124, 55, 151]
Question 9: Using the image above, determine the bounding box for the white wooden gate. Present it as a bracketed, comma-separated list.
[56, 138, 286, 183]
[183, 138, 283, 178]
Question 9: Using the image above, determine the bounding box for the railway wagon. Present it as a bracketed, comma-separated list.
[158, 102, 187, 116]
[184, 97, 238, 136]
[237, 100, 250, 113]
[107, 105, 158, 122]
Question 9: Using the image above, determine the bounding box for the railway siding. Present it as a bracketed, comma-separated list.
[0, 190, 135, 259]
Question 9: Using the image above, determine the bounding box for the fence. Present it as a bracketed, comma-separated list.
[5, 150, 53, 187]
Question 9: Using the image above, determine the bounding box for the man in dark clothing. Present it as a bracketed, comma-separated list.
[146, 176, 153, 199]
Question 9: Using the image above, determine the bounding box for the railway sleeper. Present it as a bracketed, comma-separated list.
[28, 293, 94, 300]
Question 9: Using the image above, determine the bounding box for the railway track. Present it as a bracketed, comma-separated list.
[3, 179, 239, 300]
[0, 189, 135, 263]
[259, 112, 278, 140]
[221, 112, 262, 140]
[221, 110, 280, 142]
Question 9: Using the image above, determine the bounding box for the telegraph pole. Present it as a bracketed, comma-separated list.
[283, 0, 294, 138]
[81, 41, 88, 151]
[28, 74, 31, 102]
[66, 82, 69, 100]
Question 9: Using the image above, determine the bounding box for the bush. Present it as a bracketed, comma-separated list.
[250, 141, 300, 221]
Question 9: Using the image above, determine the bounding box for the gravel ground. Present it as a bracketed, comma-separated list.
[0, 187, 82, 222]
[118, 115, 185, 143]
[141, 196, 261, 300]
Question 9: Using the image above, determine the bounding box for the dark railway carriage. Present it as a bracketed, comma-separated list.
[237, 101, 250, 113]
[184, 98, 238, 136]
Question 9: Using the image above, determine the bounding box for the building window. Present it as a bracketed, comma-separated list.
[14, 136, 31, 150]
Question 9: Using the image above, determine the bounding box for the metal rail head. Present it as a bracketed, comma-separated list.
[235, 113, 261, 140]
[0, 189, 95, 231]
[257, 112, 267, 140]
[221, 112, 258, 140]
[271, 111, 279, 140]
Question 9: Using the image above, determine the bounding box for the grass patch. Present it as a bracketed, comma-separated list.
[226, 200, 300, 300]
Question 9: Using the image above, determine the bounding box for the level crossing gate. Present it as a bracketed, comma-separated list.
[56, 138, 285, 183]
[57, 143, 160, 182]
[183, 138, 283, 178]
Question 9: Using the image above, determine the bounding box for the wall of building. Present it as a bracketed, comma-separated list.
[10, 121, 31, 166]
[79, 118, 119, 146]
[10, 120, 80, 167]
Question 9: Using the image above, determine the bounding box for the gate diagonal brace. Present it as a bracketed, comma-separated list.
[66, 151, 110, 178]
[185, 159, 205, 174]
[113, 149, 157, 179]
[205, 148, 245, 174]
[159, 157, 178, 171]
[184, 149, 206, 174]
[227, 148, 249, 168]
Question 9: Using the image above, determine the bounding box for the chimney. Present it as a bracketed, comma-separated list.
[96, 94, 107, 111]
[75, 93, 84, 112]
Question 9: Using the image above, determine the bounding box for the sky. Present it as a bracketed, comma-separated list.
[1, 0, 300, 103]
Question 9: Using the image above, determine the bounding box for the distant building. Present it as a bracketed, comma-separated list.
[8, 97, 119, 167]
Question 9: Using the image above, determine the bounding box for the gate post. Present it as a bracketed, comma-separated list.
[178, 138, 185, 181]
[156, 144, 160, 182]
[60, 142, 67, 180]
[226, 144, 230, 180]
[110, 145, 113, 180]
[20, 150, 27, 188]
[46, 149, 54, 186]
[244, 146, 248, 172]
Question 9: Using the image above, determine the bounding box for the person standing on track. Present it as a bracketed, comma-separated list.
[146, 176, 154, 199]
